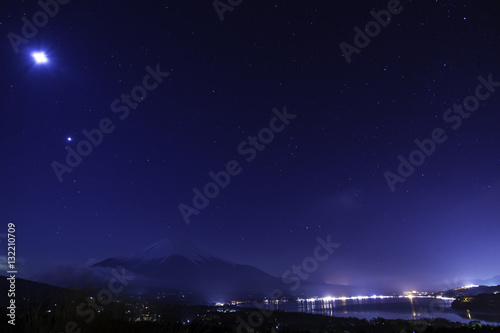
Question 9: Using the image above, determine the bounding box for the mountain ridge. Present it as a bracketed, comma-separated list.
[34, 237, 374, 301]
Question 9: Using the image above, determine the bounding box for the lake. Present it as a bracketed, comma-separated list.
[243, 296, 500, 325]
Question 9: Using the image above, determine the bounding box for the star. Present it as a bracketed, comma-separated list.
[32, 52, 48, 64]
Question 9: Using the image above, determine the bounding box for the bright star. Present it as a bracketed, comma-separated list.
[32, 52, 48, 64]
[67, 137, 72, 142]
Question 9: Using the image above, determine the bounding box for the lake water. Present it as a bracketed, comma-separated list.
[243, 296, 500, 325]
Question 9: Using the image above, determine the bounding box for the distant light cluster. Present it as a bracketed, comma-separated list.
[454, 284, 479, 290]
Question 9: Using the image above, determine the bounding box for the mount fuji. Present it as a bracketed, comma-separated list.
[92, 238, 284, 300]
[35, 237, 362, 302]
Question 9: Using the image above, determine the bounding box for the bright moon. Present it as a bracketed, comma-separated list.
[32, 52, 48, 64]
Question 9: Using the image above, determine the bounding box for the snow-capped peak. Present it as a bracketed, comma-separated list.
[131, 237, 212, 263]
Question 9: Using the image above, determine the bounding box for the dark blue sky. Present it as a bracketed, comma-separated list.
[1, 0, 499, 292]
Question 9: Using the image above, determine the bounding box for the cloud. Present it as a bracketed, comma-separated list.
[33, 263, 119, 289]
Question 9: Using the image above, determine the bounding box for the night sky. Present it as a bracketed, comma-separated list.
[1, 0, 500, 292]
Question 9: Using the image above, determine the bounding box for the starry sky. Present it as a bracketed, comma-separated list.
[1, 0, 500, 292]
